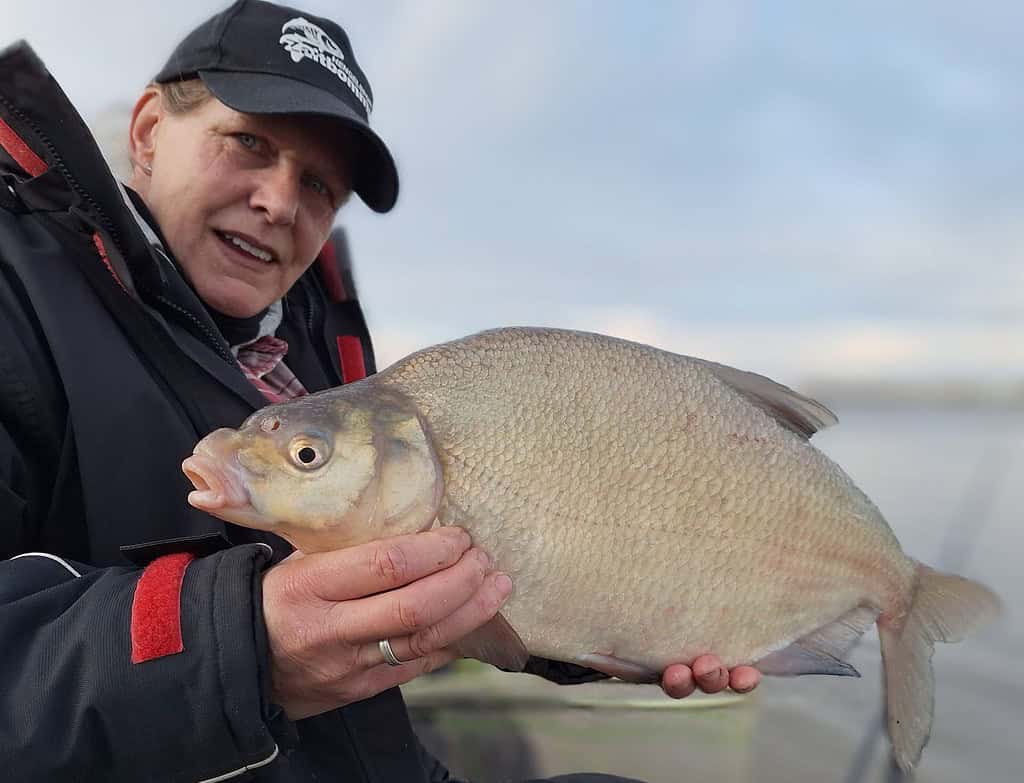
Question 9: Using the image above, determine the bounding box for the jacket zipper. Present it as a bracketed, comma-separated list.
[0, 94, 123, 251]
[153, 294, 237, 366]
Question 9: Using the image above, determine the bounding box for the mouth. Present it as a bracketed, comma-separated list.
[182, 430, 281, 532]
[182, 451, 249, 512]
[214, 230, 278, 265]
[182, 429, 252, 511]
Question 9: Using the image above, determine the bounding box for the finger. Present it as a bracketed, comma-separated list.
[660, 663, 696, 699]
[692, 654, 729, 693]
[347, 648, 460, 705]
[339, 546, 491, 642]
[378, 572, 514, 663]
[296, 527, 472, 601]
[729, 665, 761, 694]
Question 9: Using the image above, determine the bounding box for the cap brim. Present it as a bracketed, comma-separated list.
[198, 70, 398, 213]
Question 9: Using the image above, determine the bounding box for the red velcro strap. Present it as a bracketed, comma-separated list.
[0, 116, 47, 177]
[337, 336, 366, 383]
[130, 552, 195, 664]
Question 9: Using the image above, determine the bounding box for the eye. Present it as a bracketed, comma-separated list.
[233, 133, 261, 151]
[288, 436, 330, 470]
[302, 173, 332, 200]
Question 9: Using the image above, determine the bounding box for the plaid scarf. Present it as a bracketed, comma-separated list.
[235, 333, 309, 404]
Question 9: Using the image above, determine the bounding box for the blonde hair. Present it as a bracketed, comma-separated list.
[123, 80, 211, 178]
[157, 78, 213, 114]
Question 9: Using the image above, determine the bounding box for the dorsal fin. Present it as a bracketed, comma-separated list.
[696, 359, 838, 439]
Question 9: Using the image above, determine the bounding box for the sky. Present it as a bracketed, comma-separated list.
[4, 0, 1022, 385]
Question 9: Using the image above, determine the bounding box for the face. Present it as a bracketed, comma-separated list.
[131, 93, 352, 317]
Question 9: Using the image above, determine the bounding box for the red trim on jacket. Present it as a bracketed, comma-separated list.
[337, 336, 366, 383]
[0, 116, 47, 177]
[91, 233, 127, 292]
[130, 552, 195, 663]
[316, 240, 347, 302]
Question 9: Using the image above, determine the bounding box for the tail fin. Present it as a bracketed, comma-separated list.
[878, 563, 1001, 772]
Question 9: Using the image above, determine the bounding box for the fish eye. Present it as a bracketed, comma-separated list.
[288, 436, 330, 470]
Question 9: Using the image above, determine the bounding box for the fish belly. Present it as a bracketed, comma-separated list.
[442, 480, 908, 670]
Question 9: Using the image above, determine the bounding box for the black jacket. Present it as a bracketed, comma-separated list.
[0, 41, 450, 782]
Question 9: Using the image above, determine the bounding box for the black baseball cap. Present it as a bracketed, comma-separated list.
[155, 0, 398, 213]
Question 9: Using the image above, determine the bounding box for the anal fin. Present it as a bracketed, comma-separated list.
[453, 612, 530, 672]
[756, 605, 878, 677]
[756, 643, 860, 677]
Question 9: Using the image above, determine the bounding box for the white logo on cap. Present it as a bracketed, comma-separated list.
[279, 17, 373, 116]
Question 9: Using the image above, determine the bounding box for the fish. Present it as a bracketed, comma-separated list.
[181, 327, 1000, 771]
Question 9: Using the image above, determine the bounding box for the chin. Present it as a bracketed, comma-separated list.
[216, 302, 268, 319]
[200, 288, 276, 319]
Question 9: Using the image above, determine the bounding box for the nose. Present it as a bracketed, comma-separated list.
[250, 163, 300, 226]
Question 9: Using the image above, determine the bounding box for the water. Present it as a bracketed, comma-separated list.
[409, 407, 1024, 782]
[781, 406, 1024, 783]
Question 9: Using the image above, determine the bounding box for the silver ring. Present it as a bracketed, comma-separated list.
[379, 638, 406, 667]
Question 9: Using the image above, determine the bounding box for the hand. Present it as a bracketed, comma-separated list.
[660, 655, 761, 699]
[261, 526, 513, 720]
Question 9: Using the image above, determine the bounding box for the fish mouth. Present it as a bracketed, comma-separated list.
[182, 430, 277, 530]
[182, 451, 249, 512]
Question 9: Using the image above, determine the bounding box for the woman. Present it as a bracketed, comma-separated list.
[0, 1, 758, 780]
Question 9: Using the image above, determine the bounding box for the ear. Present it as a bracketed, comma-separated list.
[127, 87, 163, 189]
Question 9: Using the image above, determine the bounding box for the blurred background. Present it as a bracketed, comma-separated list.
[5, 1, 1021, 780]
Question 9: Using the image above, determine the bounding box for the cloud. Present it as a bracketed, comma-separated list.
[559, 307, 1024, 384]
[369, 306, 1023, 392]
[10, 1, 1022, 386]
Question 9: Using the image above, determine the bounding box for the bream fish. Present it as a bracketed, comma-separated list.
[182, 327, 1000, 771]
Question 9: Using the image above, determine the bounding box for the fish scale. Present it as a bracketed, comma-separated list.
[184, 326, 1001, 771]
[395, 334, 861, 661]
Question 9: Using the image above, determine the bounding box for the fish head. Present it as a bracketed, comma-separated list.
[182, 388, 443, 553]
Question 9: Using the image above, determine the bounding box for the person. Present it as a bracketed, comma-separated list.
[0, 1, 760, 780]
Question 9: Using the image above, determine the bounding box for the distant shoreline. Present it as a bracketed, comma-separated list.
[801, 380, 1024, 410]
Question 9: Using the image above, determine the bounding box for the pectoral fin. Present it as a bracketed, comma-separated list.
[453, 613, 530, 672]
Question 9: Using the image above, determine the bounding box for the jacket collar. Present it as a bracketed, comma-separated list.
[0, 42, 166, 294]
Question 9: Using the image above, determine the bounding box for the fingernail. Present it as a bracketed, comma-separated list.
[494, 572, 513, 596]
[441, 526, 470, 545]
